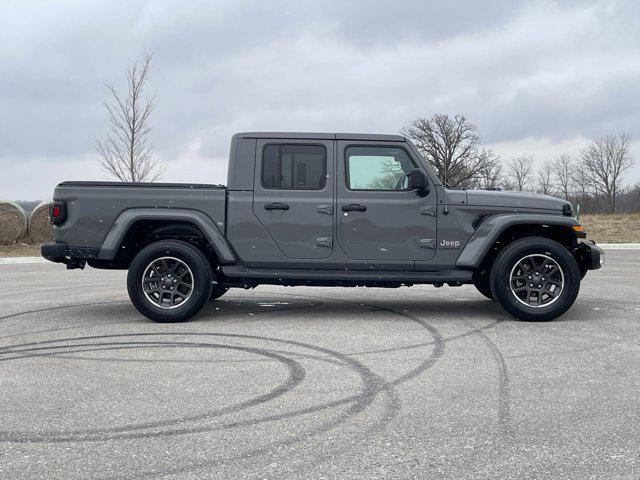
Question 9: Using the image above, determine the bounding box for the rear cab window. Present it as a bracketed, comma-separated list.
[262, 144, 327, 190]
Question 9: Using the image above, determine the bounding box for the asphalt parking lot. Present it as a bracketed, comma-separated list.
[0, 250, 639, 479]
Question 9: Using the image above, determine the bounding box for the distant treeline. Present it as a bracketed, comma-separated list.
[403, 114, 637, 214]
[14, 114, 639, 216]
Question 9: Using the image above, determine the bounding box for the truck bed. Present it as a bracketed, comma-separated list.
[53, 181, 227, 249]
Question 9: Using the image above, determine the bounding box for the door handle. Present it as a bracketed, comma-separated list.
[264, 202, 290, 211]
[341, 204, 367, 212]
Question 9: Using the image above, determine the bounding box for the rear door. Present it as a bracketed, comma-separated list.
[336, 141, 437, 262]
[252, 139, 334, 259]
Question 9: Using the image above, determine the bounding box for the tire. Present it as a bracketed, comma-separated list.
[209, 285, 228, 301]
[127, 240, 213, 323]
[490, 237, 580, 321]
[473, 273, 494, 300]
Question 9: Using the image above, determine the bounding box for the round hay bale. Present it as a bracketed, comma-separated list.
[28, 199, 54, 244]
[0, 201, 28, 245]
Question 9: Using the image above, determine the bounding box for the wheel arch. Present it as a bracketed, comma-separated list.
[95, 208, 236, 267]
[457, 214, 582, 271]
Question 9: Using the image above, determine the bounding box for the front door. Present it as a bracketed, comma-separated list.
[336, 141, 437, 262]
[253, 139, 334, 259]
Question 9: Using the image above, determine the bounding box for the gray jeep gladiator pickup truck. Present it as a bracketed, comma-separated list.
[42, 132, 603, 322]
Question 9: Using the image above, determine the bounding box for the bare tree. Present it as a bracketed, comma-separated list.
[93, 53, 164, 182]
[501, 177, 517, 191]
[552, 153, 574, 200]
[505, 155, 533, 191]
[402, 114, 497, 188]
[571, 165, 596, 212]
[474, 158, 504, 190]
[616, 183, 640, 213]
[580, 134, 634, 213]
[536, 160, 554, 195]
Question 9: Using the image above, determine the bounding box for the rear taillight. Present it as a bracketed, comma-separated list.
[49, 201, 67, 225]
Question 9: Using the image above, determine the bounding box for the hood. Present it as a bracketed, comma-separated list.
[465, 189, 570, 212]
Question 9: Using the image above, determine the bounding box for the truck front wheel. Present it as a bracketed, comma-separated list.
[490, 237, 580, 321]
[127, 240, 213, 322]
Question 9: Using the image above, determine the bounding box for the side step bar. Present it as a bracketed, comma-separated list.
[221, 265, 473, 283]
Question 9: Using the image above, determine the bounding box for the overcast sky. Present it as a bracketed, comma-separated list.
[1, 0, 639, 200]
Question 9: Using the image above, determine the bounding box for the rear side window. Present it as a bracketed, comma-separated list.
[262, 144, 327, 190]
[346, 146, 416, 190]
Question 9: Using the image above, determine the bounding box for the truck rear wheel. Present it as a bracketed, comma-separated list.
[127, 240, 213, 323]
[490, 237, 580, 321]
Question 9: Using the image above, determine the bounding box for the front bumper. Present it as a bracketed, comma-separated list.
[41, 242, 99, 269]
[576, 241, 605, 270]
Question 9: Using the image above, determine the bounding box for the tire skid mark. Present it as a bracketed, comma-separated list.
[46, 345, 344, 367]
[258, 289, 502, 358]
[349, 319, 500, 358]
[256, 292, 500, 480]
[0, 340, 307, 443]
[0, 301, 129, 342]
[0, 292, 494, 480]
[121, 379, 399, 480]
[0, 300, 127, 324]
[0, 333, 401, 444]
[465, 320, 516, 440]
[100, 307, 442, 479]
[0, 295, 462, 444]
[0, 297, 323, 342]
[0, 299, 439, 479]
[261, 303, 447, 480]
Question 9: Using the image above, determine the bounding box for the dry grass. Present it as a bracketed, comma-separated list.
[0, 244, 41, 258]
[579, 212, 640, 243]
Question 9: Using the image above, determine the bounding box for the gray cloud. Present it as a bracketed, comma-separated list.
[1, 0, 638, 199]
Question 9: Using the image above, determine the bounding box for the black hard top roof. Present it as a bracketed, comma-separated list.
[237, 132, 405, 142]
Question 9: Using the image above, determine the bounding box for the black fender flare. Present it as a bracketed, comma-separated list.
[455, 213, 581, 268]
[96, 208, 236, 264]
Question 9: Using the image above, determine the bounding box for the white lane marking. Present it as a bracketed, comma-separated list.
[599, 244, 640, 250]
[0, 257, 48, 264]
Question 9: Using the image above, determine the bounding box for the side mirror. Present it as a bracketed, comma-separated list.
[408, 168, 430, 196]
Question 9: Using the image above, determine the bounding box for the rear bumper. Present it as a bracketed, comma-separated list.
[41, 242, 67, 263]
[576, 241, 605, 270]
[41, 242, 99, 269]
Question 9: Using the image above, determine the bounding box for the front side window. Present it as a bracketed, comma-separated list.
[262, 144, 327, 190]
[346, 146, 416, 190]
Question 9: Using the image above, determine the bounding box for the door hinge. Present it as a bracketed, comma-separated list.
[419, 238, 436, 249]
[315, 237, 332, 248]
[420, 206, 436, 216]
